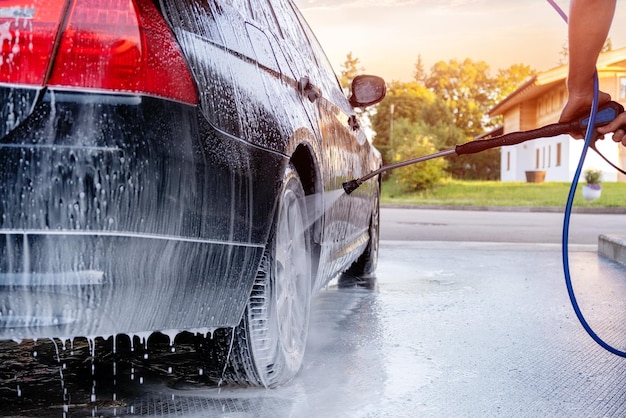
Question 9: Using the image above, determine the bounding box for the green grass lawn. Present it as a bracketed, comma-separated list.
[381, 179, 626, 208]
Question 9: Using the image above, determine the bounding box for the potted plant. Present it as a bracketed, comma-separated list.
[582, 169, 602, 200]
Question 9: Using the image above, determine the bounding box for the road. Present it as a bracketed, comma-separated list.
[1, 208, 625, 417]
[380, 206, 626, 244]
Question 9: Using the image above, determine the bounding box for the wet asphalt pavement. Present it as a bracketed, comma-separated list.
[1, 208, 625, 417]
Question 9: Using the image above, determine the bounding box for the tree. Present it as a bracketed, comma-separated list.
[423, 59, 536, 135]
[369, 57, 537, 181]
[413, 54, 427, 84]
[494, 63, 536, 99]
[449, 148, 501, 180]
[390, 119, 448, 191]
[415, 58, 536, 180]
[370, 81, 461, 164]
[424, 58, 495, 138]
[559, 40, 569, 65]
[490, 63, 536, 128]
[338, 52, 376, 136]
[559, 37, 612, 64]
[339, 52, 363, 93]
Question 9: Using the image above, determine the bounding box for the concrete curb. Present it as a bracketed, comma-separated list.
[598, 234, 626, 265]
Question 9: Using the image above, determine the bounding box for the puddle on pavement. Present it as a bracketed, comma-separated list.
[0, 332, 224, 417]
[0, 280, 382, 417]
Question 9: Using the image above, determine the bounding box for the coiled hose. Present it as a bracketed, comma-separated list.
[548, 0, 626, 357]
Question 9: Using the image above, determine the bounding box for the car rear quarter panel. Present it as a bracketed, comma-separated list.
[162, 0, 381, 283]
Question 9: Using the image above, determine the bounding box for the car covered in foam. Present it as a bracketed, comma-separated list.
[0, 0, 385, 387]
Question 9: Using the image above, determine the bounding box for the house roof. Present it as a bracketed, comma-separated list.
[489, 46, 626, 117]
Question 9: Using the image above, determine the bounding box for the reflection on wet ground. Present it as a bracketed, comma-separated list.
[1, 241, 626, 417]
[0, 331, 314, 416]
[0, 333, 216, 416]
[0, 285, 376, 417]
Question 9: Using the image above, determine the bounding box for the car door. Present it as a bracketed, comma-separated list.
[161, 0, 325, 245]
[269, 0, 380, 278]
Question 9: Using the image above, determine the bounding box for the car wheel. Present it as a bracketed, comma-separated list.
[211, 163, 312, 388]
[338, 184, 379, 288]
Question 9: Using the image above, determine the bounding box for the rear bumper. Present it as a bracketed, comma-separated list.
[0, 232, 264, 340]
[0, 89, 286, 339]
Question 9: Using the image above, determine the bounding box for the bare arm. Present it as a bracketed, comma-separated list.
[559, 0, 616, 127]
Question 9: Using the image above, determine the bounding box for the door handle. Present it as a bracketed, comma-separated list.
[298, 76, 321, 103]
[348, 115, 360, 131]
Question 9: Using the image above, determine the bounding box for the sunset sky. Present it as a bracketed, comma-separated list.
[294, 0, 626, 82]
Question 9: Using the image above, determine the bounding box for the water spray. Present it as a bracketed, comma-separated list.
[343, 100, 624, 195]
[344, 0, 626, 361]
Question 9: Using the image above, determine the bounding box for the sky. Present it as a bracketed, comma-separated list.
[294, 0, 626, 82]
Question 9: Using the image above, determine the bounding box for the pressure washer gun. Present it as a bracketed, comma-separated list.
[343, 101, 625, 195]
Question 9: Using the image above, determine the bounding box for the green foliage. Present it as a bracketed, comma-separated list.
[421, 58, 535, 136]
[560, 37, 613, 65]
[370, 81, 462, 164]
[389, 120, 448, 191]
[413, 54, 427, 84]
[381, 180, 626, 208]
[447, 148, 501, 181]
[420, 58, 533, 132]
[494, 64, 536, 100]
[414, 120, 466, 149]
[372, 57, 535, 180]
[338, 52, 374, 135]
[491, 64, 536, 126]
[339, 52, 363, 93]
[424, 58, 495, 137]
[349, 51, 538, 182]
[584, 169, 602, 184]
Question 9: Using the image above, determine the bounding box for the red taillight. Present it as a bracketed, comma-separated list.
[48, 0, 198, 104]
[0, 1, 67, 85]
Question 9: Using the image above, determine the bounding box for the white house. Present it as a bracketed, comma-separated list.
[489, 47, 626, 183]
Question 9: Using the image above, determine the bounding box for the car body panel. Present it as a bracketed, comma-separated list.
[0, 0, 382, 340]
[0, 90, 284, 338]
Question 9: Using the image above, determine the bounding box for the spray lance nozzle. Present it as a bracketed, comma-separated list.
[343, 100, 625, 195]
[342, 179, 363, 195]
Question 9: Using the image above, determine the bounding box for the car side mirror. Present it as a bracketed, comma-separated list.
[349, 75, 386, 108]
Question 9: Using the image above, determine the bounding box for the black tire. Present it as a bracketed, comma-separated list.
[210, 163, 312, 388]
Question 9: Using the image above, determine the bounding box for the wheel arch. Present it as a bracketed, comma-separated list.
[289, 142, 323, 283]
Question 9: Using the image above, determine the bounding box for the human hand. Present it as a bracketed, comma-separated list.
[559, 90, 612, 139]
[597, 111, 626, 146]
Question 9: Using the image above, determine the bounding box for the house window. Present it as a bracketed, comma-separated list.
[536, 149, 540, 169]
[548, 146, 551, 168]
[556, 143, 562, 167]
[621, 77, 626, 99]
[506, 151, 510, 171]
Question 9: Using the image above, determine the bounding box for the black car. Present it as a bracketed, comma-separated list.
[0, 0, 385, 387]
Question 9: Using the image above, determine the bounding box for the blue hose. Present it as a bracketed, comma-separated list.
[561, 76, 626, 357]
[548, 0, 626, 357]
